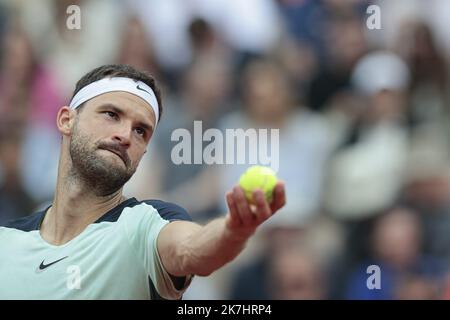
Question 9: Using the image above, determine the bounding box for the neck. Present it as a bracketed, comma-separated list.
[40, 157, 126, 246]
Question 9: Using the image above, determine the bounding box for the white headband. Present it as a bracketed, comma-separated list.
[69, 77, 159, 123]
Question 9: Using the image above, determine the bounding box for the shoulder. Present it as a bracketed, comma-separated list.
[4, 210, 46, 232]
[5, 199, 192, 230]
[139, 199, 192, 222]
[98, 198, 192, 223]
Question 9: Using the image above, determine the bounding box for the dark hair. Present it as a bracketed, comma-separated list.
[71, 64, 163, 122]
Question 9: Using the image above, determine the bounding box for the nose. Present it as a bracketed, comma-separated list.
[112, 124, 132, 147]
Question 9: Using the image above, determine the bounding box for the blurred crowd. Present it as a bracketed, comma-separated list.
[1, 0, 450, 299]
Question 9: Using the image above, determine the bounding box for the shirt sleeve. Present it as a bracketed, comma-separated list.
[121, 201, 192, 299]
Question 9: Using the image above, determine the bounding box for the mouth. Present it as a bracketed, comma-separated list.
[99, 147, 126, 166]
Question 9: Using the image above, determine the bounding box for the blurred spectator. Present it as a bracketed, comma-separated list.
[324, 51, 410, 220]
[395, 20, 449, 129]
[117, 16, 162, 82]
[125, 0, 194, 73]
[229, 214, 343, 299]
[269, 245, 327, 300]
[127, 0, 282, 73]
[229, 225, 305, 299]
[345, 207, 444, 300]
[307, 13, 367, 112]
[0, 25, 63, 129]
[376, 0, 450, 55]
[271, 37, 318, 106]
[276, 0, 368, 62]
[277, 0, 329, 58]
[323, 52, 413, 297]
[402, 129, 450, 269]
[204, 0, 282, 55]
[18, 0, 125, 95]
[0, 130, 35, 225]
[1, 25, 36, 128]
[188, 17, 231, 66]
[217, 58, 334, 227]
[0, 22, 62, 215]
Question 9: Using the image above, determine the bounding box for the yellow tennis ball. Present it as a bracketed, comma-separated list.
[239, 165, 278, 204]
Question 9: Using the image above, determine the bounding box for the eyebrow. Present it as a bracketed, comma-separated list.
[98, 103, 154, 133]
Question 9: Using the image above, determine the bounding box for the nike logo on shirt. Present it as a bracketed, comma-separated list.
[36, 256, 69, 272]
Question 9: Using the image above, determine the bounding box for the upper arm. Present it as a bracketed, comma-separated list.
[122, 200, 193, 299]
[157, 220, 202, 277]
[143, 199, 197, 277]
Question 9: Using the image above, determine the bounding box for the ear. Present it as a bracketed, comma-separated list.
[56, 106, 75, 136]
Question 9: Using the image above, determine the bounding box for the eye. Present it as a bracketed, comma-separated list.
[135, 127, 145, 137]
[104, 111, 118, 119]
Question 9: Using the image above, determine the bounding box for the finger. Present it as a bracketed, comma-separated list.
[233, 186, 254, 226]
[270, 181, 286, 213]
[226, 191, 242, 228]
[253, 189, 272, 223]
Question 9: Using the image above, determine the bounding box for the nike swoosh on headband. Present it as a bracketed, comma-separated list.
[69, 77, 159, 124]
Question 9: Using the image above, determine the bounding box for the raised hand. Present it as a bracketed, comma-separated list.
[225, 181, 286, 234]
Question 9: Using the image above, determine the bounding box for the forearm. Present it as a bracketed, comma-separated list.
[178, 217, 254, 277]
[158, 182, 286, 278]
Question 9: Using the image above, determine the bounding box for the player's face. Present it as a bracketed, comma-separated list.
[69, 91, 156, 196]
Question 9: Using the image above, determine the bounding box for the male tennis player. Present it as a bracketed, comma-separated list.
[0, 64, 286, 299]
